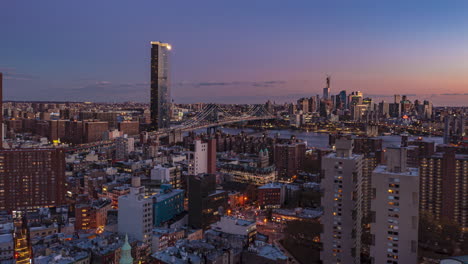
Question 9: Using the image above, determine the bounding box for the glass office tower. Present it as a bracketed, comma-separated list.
[150, 41, 171, 130]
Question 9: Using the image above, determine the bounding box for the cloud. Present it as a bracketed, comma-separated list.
[176, 80, 287, 88]
[440, 93, 468, 96]
[0, 67, 39, 81]
[96, 81, 111, 85]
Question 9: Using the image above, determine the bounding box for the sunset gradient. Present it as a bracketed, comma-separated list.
[1, 0, 468, 105]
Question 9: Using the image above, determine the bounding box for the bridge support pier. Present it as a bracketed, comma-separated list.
[168, 129, 183, 144]
[207, 126, 218, 135]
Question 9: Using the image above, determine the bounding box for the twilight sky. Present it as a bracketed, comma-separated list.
[1, 0, 468, 105]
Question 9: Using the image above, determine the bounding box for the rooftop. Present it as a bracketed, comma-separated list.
[259, 182, 283, 189]
[0, 233, 13, 243]
[373, 165, 419, 176]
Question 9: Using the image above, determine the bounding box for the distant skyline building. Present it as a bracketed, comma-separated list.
[150, 41, 172, 130]
[323, 75, 331, 100]
[339, 90, 347, 110]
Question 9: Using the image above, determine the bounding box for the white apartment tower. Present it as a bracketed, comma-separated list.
[370, 147, 419, 264]
[189, 140, 207, 175]
[118, 176, 153, 245]
[321, 138, 363, 264]
[188, 139, 216, 175]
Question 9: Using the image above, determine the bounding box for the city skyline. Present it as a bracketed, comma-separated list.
[2, 1, 468, 106]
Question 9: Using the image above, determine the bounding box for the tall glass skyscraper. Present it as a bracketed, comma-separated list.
[150, 41, 171, 130]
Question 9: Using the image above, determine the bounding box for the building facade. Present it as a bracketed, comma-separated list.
[152, 184, 184, 226]
[321, 138, 363, 264]
[188, 174, 228, 229]
[370, 147, 419, 264]
[0, 148, 66, 212]
[420, 151, 468, 232]
[188, 139, 216, 175]
[118, 177, 153, 245]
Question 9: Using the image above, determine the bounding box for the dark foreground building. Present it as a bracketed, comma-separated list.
[188, 173, 228, 229]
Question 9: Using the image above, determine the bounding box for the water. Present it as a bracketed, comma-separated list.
[196, 127, 443, 149]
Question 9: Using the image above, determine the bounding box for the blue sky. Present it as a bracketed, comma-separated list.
[1, 0, 468, 105]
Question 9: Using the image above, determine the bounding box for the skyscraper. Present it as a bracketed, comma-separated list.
[339, 90, 347, 110]
[321, 137, 363, 264]
[150, 41, 172, 130]
[323, 75, 331, 100]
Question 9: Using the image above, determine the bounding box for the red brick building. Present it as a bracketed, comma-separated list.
[274, 141, 306, 179]
[75, 197, 112, 230]
[258, 183, 285, 209]
[0, 148, 66, 212]
[118, 121, 140, 136]
[84, 121, 109, 143]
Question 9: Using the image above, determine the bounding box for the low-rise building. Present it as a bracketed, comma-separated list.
[258, 183, 285, 209]
[152, 184, 184, 227]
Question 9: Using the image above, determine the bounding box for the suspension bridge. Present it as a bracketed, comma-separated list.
[153, 104, 277, 139]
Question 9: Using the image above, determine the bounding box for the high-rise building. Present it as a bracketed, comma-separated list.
[339, 90, 347, 110]
[443, 114, 465, 144]
[394, 94, 401, 104]
[297, 98, 309, 113]
[420, 151, 468, 232]
[118, 176, 153, 245]
[389, 103, 400, 118]
[118, 121, 140, 136]
[370, 147, 419, 264]
[323, 75, 331, 100]
[188, 173, 228, 229]
[84, 121, 109, 143]
[378, 101, 390, 118]
[321, 138, 363, 264]
[308, 96, 318, 112]
[48, 120, 67, 142]
[115, 135, 135, 160]
[0, 148, 66, 212]
[353, 137, 383, 219]
[274, 140, 306, 179]
[188, 138, 216, 175]
[150, 41, 172, 130]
